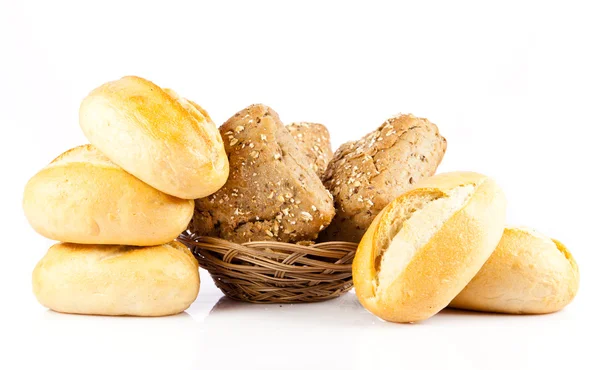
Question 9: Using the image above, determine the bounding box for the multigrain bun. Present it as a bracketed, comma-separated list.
[450, 227, 580, 314]
[321, 114, 447, 243]
[286, 122, 333, 178]
[23, 145, 194, 246]
[190, 104, 335, 243]
[32, 241, 200, 316]
[79, 76, 228, 199]
[353, 172, 506, 323]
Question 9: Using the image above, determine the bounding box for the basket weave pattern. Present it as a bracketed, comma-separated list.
[178, 231, 357, 303]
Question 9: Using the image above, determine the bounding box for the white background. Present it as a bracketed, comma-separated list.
[1, 1, 598, 369]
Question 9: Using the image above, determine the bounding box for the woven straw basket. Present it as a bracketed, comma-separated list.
[178, 230, 357, 303]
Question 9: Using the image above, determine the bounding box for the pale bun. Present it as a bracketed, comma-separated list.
[79, 75, 228, 199]
[33, 241, 200, 316]
[23, 145, 194, 246]
[450, 227, 579, 314]
[353, 172, 507, 323]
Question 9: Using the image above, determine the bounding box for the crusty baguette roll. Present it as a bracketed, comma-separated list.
[353, 172, 506, 323]
[79, 75, 228, 199]
[23, 145, 194, 246]
[286, 122, 333, 178]
[33, 241, 200, 316]
[321, 113, 447, 243]
[450, 227, 579, 314]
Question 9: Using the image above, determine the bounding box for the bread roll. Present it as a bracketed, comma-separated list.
[353, 172, 506, 323]
[32, 241, 200, 316]
[450, 227, 579, 314]
[23, 145, 194, 246]
[79, 76, 228, 199]
[190, 104, 335, 243]
[321, 114, 447, 243]
[286, 122, 333, 178]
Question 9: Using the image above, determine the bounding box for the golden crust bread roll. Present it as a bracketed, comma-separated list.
[353, 172, 506, 323]
[32, 241, 200, 317]
[450, 227, 579, 314]
[79, 76, 228, 199]
[23, 145, 194, 246]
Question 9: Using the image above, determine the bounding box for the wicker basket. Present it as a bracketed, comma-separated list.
[177, 231, 357, 303]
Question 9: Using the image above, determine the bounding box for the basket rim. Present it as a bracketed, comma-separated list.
[176, 232, 357, 304]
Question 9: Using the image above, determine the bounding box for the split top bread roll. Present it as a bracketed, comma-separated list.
[33, 241, 200, 317]
[450, 227, 579, 314]
[321, 114, 447, 243]
[23, 145, 194, 246]
[353, 172, 507, 323]
[79, 76, 228, 199]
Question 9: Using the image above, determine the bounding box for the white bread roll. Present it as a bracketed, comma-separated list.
[79, 76, 228, 199]
[353, 172, 507, 323]
[33, 241, 200, 317]
[450, 227, 580, 314]
[23, 145, 194, 246]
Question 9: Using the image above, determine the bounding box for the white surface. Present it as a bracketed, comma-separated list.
[1, 1, 598, 369]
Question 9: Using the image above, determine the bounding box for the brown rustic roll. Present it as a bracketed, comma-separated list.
[190, 104, 335, 243]
[321, 114, 447, 243]
[286, 122, 333, 178]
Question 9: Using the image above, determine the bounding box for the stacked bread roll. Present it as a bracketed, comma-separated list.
[24, 76, 229, 316]
[23, 74, 580, 321]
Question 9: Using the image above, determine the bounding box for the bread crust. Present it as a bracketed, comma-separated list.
[32, 241, 200, 317]
[321, 114, 446, 243]
[23, 145, 194, 246]
[190, 104, 335, 243]
[450, 227, 580, 314]
[353, 172, 506, 323]
[79, 76, 228, 199]
[286, 122, 333, 178]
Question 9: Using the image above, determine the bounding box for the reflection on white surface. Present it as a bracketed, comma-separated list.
[16, 274, 591, 370]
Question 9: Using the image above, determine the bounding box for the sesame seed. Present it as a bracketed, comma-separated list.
[234, 125, 245, 133]
[311, 205, 317, 211]
[260, 134, 267, 141]
[265, 230, 274, 237]
[251, 151, 259, 158]
[229, 138, 239, 146]
[300, 212, 313, 221]
[277, 195, 285, 202]
[268, 191, 275, 199]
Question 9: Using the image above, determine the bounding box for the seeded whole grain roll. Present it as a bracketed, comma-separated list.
[320, 113, 447, 243]
[190, 104, 335, 243]
[286, 122, 333, 178]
